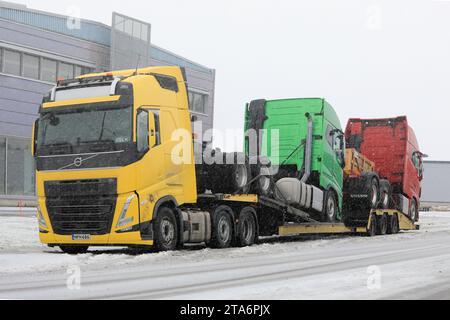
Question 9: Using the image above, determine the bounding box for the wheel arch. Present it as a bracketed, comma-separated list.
[151, 196, 179, 220]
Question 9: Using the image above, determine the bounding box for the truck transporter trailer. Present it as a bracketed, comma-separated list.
[32, 66, 422, 254]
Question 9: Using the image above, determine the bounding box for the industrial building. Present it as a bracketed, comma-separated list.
[421, 161, 450, 210]
[0, 1, 215, 206]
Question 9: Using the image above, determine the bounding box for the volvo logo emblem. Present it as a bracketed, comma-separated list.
[74, 157, 83, 167]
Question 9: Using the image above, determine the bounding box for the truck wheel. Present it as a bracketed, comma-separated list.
[368, 213, 377, 237]
[388, 214, 400, 234]
[376, 214, 388, 235]
[210, 208, 234, 249]
[153, 207, 178, 252]
[233, 163, 251, 194]
[59, 246, 89, 255]
[368, 178, 380, 209]
[379, 180, 391, 209]
[409, 199, 418, 222]
[236, 208, 257, 247]
[257, 165, 273, 196]
[323, 191, 338, 222]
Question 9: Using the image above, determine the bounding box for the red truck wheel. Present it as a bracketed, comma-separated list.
[409, 199, 418, 222]
[368, 178, 380, 209]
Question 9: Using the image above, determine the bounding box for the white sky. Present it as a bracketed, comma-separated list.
[9, 0, 450, 160]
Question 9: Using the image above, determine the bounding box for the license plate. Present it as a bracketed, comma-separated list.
[72, 234, 91, 241]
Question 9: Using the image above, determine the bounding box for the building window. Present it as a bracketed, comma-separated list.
[58, 62, 74, 80]
[189, 91, 208, 114]
[6, 137, 35, 196]
[41, 58, 57, 82]
[3, 49, 21, 76]
[0, 47, 93, 82]
[23, 54, 40, 80]
[0, 137, 5, 195]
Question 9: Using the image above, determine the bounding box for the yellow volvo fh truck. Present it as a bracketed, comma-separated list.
[33, 66, 418, 254]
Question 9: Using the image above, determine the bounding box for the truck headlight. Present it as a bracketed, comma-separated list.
[37, 205, 48, 229]
[116, 195, 135, 228]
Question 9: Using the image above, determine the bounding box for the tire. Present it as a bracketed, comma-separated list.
[379, 180, 391, 209]
[409, 199, 419, 222]
[388, 214, 400, 234]
[233, 163, 251, 194]
[368, 213, 377, 237]
[236, 208, 257, 247]
[213, 153, 251, 194]
[367, 178, 380, 209]
[323, 191, 338, 222]
[153, 207, 178, 252]
[257, 165, 273, 196]
[59, 246, 89, 255]
[210, 207, 234, 249]
[376, 214, 388, 235]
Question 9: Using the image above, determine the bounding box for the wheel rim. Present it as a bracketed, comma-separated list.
[160, 218, 175, 245]
[242, 218, 253, 243]
[235, 165, 248, 188]
[327, 197, 336, 219]
[410, 201, 417, 221]
[259, 167, 271, 192]
[371, 184, 378, 207]
[382, 192, 389, 208]
[218, 216, 231, 243]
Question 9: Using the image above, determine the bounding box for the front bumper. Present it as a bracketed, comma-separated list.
[39, 230, 154, 247]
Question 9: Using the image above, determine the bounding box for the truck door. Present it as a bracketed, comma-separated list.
[136, 108, 165, 224]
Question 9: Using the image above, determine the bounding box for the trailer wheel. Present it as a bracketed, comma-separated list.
[388, 214, 400, 234]
[236, 208, 257, 247]
[368, 213, 377, 237]
[376, 214, 388, 235]
[153, 207, 178, 252]
[409, 199, 419, 222]
[59, 246, 89, 255]
[210, 208, 234, 249]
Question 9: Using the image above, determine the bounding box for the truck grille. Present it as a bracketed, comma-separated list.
[44, 179, 117, 235]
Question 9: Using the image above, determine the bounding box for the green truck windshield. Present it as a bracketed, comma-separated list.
[37, 106, 133, 148]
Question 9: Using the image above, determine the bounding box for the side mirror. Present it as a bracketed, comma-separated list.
[148, 112, 157, 149]
[31, 120, 38, 157]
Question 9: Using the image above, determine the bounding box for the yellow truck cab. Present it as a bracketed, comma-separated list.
[34, 66, 198, 253]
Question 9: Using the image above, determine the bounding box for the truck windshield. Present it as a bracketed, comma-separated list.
[37, 106, 133, 149]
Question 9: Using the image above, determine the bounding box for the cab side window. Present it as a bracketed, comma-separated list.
[326, 125, 334, 147]
[137, 110, 149, 152]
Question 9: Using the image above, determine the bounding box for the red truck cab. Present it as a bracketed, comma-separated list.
[345, 116, 424, 221]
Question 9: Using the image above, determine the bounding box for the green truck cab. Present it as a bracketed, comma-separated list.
[245, 98, 345, 222]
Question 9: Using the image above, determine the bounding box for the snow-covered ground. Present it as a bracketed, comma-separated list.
[0, 211, 450, 300]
